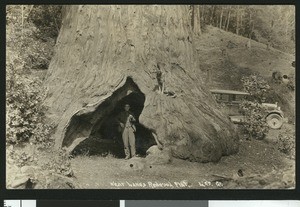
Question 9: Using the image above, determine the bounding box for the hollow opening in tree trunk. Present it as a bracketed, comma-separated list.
[68, 77, 156, 157]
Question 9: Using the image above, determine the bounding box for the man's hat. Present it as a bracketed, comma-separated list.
[125, 104, 130, 107]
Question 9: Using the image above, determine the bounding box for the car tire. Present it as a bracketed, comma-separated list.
[266, 113, 283, 129]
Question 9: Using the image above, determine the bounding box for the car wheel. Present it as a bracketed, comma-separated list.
[266, 113, 283, 129]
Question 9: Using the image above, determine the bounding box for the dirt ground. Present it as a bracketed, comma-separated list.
[6, 124, 295, 190]
[71, 125, 295, 189]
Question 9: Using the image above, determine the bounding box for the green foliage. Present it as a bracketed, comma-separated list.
[6, 72, 54, 147]
[24, 36, 55, 70]
[6, 5, 73, 182]
[286, 75, 295, 91]
[28, 5, 62, 39]
[8, 150, 32, 167]
[199, 5, 295, 53]
[240, 74, 270, 139]
[6, 5, 60, 70]
[6, 5, 56, 146]
[277, 129, 295, 159]
[42, 149, 74, 177]
[32, 123, 55, 149]
[240, 100, 269, 139]
[241, 74, 270, 102]
[6, 75, 40, 143]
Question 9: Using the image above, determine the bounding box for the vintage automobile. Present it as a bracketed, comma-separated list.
[210, 89, 284, 129]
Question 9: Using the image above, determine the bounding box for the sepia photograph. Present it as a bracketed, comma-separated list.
[6, 5, 295, 189]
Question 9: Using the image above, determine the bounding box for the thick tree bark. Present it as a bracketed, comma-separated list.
[44, 5, 239, 163]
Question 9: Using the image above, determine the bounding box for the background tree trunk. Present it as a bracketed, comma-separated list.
[44, 5, 239, 163]
[193, 6, 201, 35]
[201, 5, 205, 23]
[210, 6, 216, 26]
[21, 5, 24, 39]
[240, 8, 244, 34]
[236, 6, 239, 35]
[219, 8, 223, 29]
[226, 7, 231, 31]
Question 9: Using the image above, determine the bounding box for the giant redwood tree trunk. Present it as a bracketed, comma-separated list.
[44, 5, 239, 162]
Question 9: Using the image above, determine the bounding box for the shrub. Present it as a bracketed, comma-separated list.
[8, 150, 32, 167]
[6, 73, 54, 147]
[6, 75, 43, 144]
[240, 100, 269, 139]
[240, 75, 271, 139]
[6, 5, 55, 147]
[6, 6, 72, 183]
[277, 129, 295, 159]
[42, 148, 74, 177]
[286, 75, 295, 91]
[241, 74, 270, 102]
[28, 5, 62, 39]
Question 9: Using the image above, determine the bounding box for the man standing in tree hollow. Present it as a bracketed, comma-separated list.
[117, 104, 136, 159]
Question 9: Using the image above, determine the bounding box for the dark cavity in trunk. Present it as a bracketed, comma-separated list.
[66, 77, 156, 157]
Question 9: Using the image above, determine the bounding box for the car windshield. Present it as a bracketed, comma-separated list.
[213, 93, 246, 103]
[210, 90, 249, 104]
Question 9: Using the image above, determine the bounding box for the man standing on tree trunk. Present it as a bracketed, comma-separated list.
[117, 104, 136, 159]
